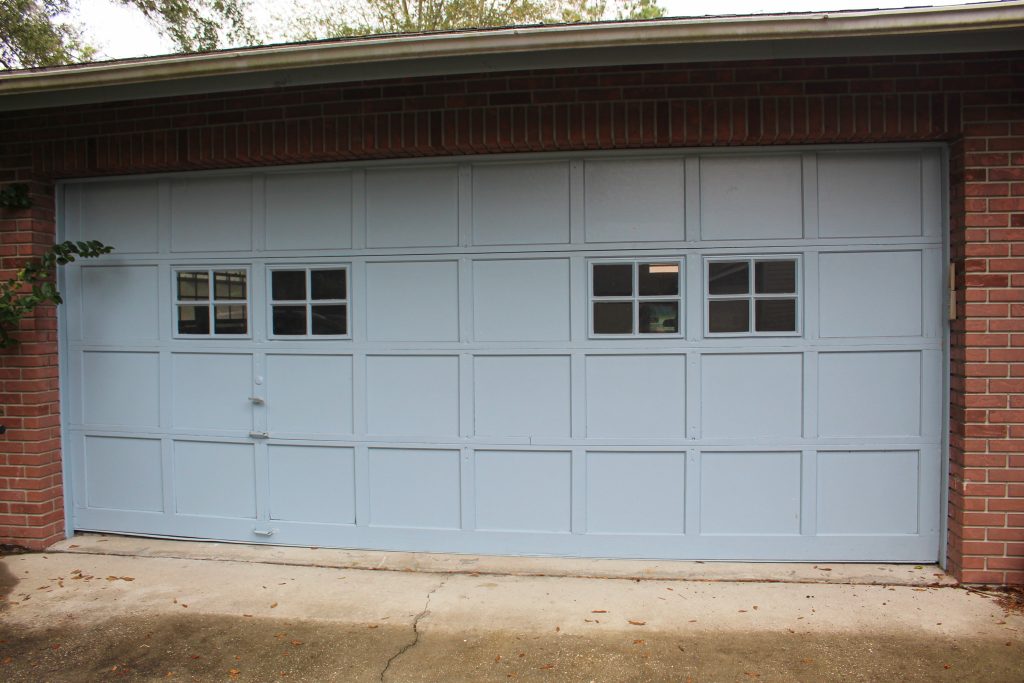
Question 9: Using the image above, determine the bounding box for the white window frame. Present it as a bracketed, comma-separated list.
[588, 258, 685, 338]
[703, 255, 802, 337]
[267, 265, 351, 340]
[172, 266, 251, 338]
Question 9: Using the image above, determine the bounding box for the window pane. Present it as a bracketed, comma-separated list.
[312, 305, 347, 335]
[755, 299, 797, 332]
[755, 261, 796, 294]
[272, 270, 306, 301]
[593, 264, 633, 297]
[639, 263, 679, 296]
[708, 299, 749, 333]
[177, 271, 209, 301]
[177, 305, 210, 334]
[213, 304, 247, 334]
[272, 305, 306, 335]
[639, 301, 679, 334]
[593, 302, 633, 334]
[214, 270, 247, 300]
[311, 269, 346, 301]
[708, 261, 749, 295]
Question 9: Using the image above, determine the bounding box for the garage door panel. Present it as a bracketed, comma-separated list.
[366, 261, 459, 342]
[700, 155, 804, 240]
[586, 355, 687, 438]
[171, 176, 253, 252]
[77, 181, 160, 253]
[472, 258, 570, 342]
[84, 436, 163, 513]
[368, 448, 461, 529]
[172, 353, 253, 432]
[266, 354, 353, 436]
[475, 450, 571, 532]
[173, 441, 256, 518]
[265, 171, 352, 250]
[366, 166, 458, 248]
[819, 251, 923, 338]
[700, 451, 802, 535]
[472, 162, 570, 245]
[81, 265, 160, 342]
[586, 451, 686, 534]
[584, 159, 685, 243]
[818, 151, 923, 238]
[83, 351, 160, 428]
[701, 354, 803, 439]
[817, 450, 919, 535]
[366, 355, 460, 437]
[269, 445, 355, 524]
[818, 351, 921, 438]
[474, 355, 571, 438]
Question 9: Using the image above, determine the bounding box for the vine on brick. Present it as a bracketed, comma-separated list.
[0, 240, 113, 349]
[0, 183, 31, 210]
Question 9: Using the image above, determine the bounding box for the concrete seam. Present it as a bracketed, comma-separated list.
[379, 574, 450, 683]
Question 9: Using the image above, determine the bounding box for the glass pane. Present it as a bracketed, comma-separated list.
[214, 270, 247, 300]
[755, 299, 797, 332]
[272, 270, 306, 301]
[311, 269, 346, 301]
[708, 261, 749, 295]
[312, 305, 347, 335]
[593, 264, 633, 297]
[593, 302, 633, 334]
[755, 261, 796, 294]
[213, 304, 247, 334]
[708, 299, 749, 333]
[177, 305, 210, 334]
[639, 263, 680, 296]
[272, 305, 306, 335]
[639, 301, 679, 334]
[176, 271, 209, 301]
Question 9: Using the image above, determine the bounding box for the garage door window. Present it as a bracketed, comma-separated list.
[590, 260, 683, 336]
[269, 267, 349, 337]
[705, 257, 799, 335]
[174, 268, 249, 336]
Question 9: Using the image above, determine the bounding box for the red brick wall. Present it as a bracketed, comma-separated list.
[0, 181, 64, 549]
[1, 49, 1022, 582]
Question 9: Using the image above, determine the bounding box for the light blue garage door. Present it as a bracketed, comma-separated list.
[61, 146, 946, 561]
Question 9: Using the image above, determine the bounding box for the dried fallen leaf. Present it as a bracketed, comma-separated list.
[744, 672, 760, 678]
[106, 576, 119, 581]
[290, 640, 302, 646]
[229, 668, 241, 677]
[121, 577, 135, 582]
[628, 620, 646, 626]
[633, 639, 645, 645]
[367, 625, 378, 629]
[944, 664, 952, 670]
[494, 655, 502, 663]
[591, 610, 608, 613]
[800, 658, 814, 664]
[539, 664, 554, 670]
[270, 602, 278, 609]
[738, 610, 748, 613]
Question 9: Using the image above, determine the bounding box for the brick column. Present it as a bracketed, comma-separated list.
[0, 180, 65, 549]
[953, 84, 1024, 584]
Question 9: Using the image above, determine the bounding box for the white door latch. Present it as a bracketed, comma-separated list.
[252, 528, 275, 537]
[249, 431, 269, 439]
[249, 396, 265, 405]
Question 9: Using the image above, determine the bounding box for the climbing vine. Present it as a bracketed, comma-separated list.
[0, 240, 113, 349]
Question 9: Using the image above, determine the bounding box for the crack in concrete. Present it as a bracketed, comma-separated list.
[379, 574, 449, 683]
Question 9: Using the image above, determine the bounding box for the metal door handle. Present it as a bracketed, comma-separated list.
[249, 396, 265, 405]
[249, 431, 269, 439]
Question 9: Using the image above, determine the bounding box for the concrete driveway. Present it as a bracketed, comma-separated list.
[1, 535, 1022, 682]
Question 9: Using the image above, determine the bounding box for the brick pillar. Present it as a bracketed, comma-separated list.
[0, 179, 65, 549]
[953, 92, 1024, 584]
